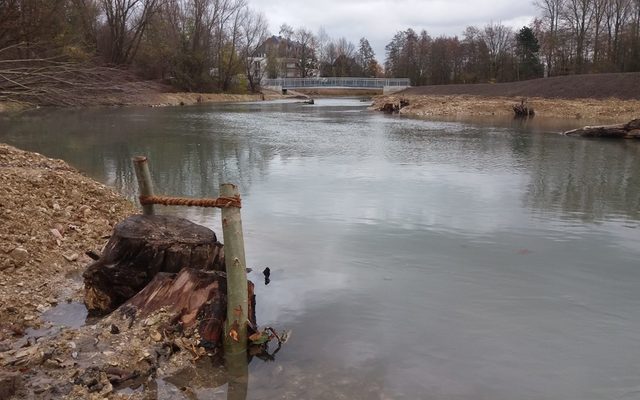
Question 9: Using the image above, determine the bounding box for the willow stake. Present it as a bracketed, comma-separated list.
[220, 183, 248, 354]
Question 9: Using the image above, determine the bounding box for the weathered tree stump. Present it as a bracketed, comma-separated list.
[119, 268, 256, 348]
[379, 99, 409, 114]
[513, 99, 535, 117]
[563, 118, 640, 138]
[83, 215, 225, 314]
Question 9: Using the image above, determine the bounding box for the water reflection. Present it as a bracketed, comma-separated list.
[524, 135, 640, 222]
[158, 353, 249, 400]
[1, 102, 639, 223]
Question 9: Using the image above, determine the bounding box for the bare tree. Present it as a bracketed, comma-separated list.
[535, 0, 565, 75]
[240, 8, 268, 92]
[481, 22, 513, 80]
[293, 28, 317, 77]
[213, 0, 247, 90]
[563, 0, 593, 72]
[100, 0, 159, 65]
[604, 0, 632, 68]
[592, 0, 608, 68]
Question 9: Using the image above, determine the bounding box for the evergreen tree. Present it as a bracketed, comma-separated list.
[516, 26, 543, 80]
[357, 38, 377, 77]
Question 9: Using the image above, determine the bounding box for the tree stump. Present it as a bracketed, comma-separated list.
[119, 268, 256, 348]
[83, 215, 225, 314]
[513, 99, 534, 117]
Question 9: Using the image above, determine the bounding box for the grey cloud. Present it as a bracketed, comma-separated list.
[249, 0, 538, 62]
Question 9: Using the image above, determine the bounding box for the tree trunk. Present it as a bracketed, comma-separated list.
[83, 215, 225, 314]
[563, 119, 640, 138]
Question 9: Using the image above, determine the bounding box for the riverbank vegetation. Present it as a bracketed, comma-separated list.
[0, 0, 273, 106]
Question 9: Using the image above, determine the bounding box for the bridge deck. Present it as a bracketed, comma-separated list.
[262, 77, 410, 89]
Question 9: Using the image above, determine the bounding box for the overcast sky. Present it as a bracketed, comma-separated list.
[249, 0, 539, 62]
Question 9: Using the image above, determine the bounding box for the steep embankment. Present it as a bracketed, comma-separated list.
[373, 72, 640, 120]
[401, 72, 640, 99]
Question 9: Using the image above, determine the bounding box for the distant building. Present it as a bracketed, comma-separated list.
[248, 36, 319, 83]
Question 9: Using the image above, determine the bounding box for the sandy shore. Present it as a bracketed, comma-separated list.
[371, 94, 640, 122]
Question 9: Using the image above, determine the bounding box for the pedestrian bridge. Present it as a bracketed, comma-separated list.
[261, 77, 410, 94]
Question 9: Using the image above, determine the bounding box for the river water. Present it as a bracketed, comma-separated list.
[1, 99, 640, 399]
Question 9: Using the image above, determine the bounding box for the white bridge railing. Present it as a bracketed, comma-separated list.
[261, 77, 410, 89]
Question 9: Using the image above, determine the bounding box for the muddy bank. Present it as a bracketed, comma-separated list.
[400, 73, 640, 100]
[371, 94, 640, 121]
[0, 89, 286, 113]
[136, 90, 283, 107]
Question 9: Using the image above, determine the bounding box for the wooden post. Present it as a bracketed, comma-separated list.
[220, 183, 248, 354]
[132, 156, 154, 215]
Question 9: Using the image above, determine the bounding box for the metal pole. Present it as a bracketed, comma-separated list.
[220, 183, 249, 354]
[132, 156, 154, 215]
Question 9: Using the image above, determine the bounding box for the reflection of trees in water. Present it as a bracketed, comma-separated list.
[0, 107, 276, 201]
[522, 135, 640, 222]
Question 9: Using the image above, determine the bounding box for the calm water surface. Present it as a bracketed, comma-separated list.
[2, 99, 640, 399]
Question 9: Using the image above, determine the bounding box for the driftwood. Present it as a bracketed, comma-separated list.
[563, 118, 640, 138]
[83, 215, 225, 314]
[513, 99, 535, 117]
[119, 268, 256, 348]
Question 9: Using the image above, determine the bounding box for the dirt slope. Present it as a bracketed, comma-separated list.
[0, 145, 136, 336]
[401, 72, 640, 100]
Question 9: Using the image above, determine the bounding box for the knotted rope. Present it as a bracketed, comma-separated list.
[139, 195, 241, 209]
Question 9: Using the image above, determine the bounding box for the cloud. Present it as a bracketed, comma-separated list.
[249, 0, 538, 62]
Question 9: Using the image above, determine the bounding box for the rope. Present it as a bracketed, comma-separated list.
[139, 195, 241, 209]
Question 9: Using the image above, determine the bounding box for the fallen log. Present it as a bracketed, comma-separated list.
[563, 118, 640, 138]
[83, 215, 225, 314]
